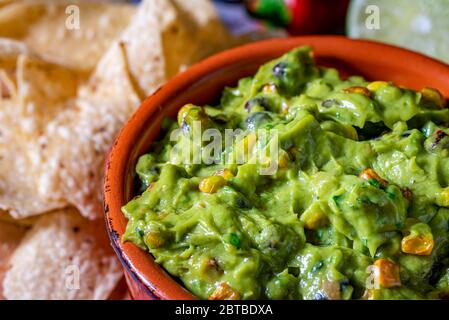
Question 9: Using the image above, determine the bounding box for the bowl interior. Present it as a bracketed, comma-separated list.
[104, 36, 449, 300]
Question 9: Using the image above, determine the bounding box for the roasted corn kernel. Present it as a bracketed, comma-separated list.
[177, 103, 208, 128]
[144, 231, 165, 249]
[401, 234, 434, 256]
[199, 176, 226, 193]
[367, 81, 388, 92]
[301, 204, 328, 230]
[373, 258, 401, 288]
[436, 188, 449, 207]
[421, 87, 446, 109]
[214, 168, 234, 180]
[343, 86, 371, 98]
[209, 283, 240, 300]
[359, 168, 388, 187]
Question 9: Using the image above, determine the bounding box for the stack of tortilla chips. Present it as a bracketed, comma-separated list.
[0, 0, 236, 299]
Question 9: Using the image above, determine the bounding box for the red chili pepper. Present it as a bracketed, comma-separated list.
[246, 0, 349, 35]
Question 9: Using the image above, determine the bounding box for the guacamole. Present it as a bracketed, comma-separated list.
[122, 46, 449, 300]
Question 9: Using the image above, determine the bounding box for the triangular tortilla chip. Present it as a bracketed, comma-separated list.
[0, 0, 135, 72]
[3, 208, 122, 300]
[158, 0, 233, 78]
[0, 99, 66, 217]
[114, 0, 167, 97]
[15, 53, 85, 136]
[0, 0, 235, 220]
[13, 0, 165, 219]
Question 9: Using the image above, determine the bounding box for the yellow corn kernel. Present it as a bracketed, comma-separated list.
[177, 103, 195, 126]
[262, 83, 277, 94]
[359, 168, 388, 187]
[301, 203, 328, 230]
[199, 176, 226, 194]
[373, 258, 401, 288]
[421, 86, 446, 109]
[209, 283, 240, 300]
[144, 231, 165, 249]
[177, 103, 208, 127]
[436, 188, 449, 207]
[214, 168, 234, 180]
[401, 235, 434, 256]
[342, 86, 371, 98]
[367, 81, 388, 92]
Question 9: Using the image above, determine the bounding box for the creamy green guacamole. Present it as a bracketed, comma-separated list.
[122, 46, 449, 300]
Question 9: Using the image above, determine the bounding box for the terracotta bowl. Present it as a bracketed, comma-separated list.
[103, 36, 449, 300]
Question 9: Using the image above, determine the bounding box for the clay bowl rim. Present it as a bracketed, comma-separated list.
[104, 36, 449, 300]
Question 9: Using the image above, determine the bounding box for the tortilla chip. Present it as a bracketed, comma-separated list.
[3, 208, 122, 300]
[16, 54, 86, 136]
[10, 0, 164, 219]
[0, 0, 162, 219]
[0, 0, 235, 220]
[172, 0, 231, 46]
[0, 46, 82, 218]
[115, 0, 167, 97]
[0, 220, 27, 300]
[158, 0, 232, 78]
[0, 99, 66, 218]
[0, 0, 135, 72]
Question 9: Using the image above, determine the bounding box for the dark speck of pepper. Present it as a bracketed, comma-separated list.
[244, 96, 271, 112]
[236, 197, 251, 209]
[432, 130, 448, 148]
[339, 279, 350, 292]
[272, 62, 288, 78]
